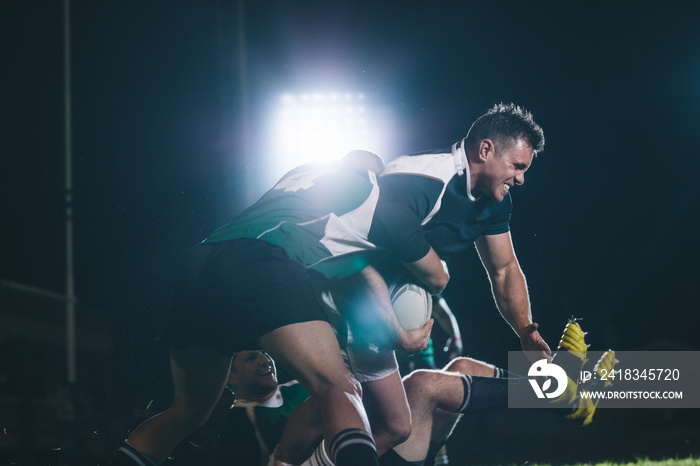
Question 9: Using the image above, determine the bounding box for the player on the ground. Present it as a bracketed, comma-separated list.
[216, 350, 313, 466]
[385, 321, 617, 466]
[221, 321, 615, 466]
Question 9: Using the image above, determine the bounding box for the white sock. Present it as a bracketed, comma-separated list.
[300, 440, 335, 466]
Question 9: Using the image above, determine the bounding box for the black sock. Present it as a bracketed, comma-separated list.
[459, 375, 513, 413]
[456, 375, 473, 412]
[111, 440, 158, 466]
[330, 428, 379, 466]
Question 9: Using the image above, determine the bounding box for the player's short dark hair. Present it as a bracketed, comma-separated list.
[465, 102, 545, 155]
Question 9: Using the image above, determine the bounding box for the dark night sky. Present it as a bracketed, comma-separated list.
[2, 0, 700, 405]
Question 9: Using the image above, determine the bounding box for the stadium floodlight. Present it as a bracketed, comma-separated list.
[265, 91, 390, 183]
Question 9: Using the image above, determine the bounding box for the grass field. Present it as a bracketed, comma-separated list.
[525, 458, 698, 466]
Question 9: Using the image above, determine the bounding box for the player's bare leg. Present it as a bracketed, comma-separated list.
[444, 356, 500, 377]
[389, 357, 501, 464]
[275, 396, 324, 464]
[391, 369, 465, 462]
[362, 369, 412, 455]
[118, 345, 233, 465]
[433, 357, 502, 463]
[275, 358, 412, 464]
[260, 320, 379, 466]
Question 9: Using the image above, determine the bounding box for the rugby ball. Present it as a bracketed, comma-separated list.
[388, 273, 432, 331]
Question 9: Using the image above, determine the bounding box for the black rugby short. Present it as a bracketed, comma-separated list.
[159, 238, 330, 355]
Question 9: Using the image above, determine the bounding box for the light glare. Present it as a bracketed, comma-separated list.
[267, 91, 389, 179]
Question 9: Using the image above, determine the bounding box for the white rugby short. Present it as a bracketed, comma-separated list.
[316, 287, 399, 383]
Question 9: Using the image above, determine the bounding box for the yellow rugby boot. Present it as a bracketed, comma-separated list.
[556, 318, 588, 363]
[566, 350, 617, 426]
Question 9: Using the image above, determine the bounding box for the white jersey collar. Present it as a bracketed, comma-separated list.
[451, 138, 478, 202]
[233, 386, 283, 409]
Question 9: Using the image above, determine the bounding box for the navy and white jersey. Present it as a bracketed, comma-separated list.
[203, 142, 511, 279]
[378, 141, 512, 259]
[203, 162, 418, 279]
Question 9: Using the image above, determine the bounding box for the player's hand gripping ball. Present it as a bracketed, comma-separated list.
[387, 273, 432, 330]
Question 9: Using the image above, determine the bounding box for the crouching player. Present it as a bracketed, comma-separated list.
[280, 318, 616, 466]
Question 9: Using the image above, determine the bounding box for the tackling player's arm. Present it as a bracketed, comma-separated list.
[475, 232, 551, 363]
[365, 264, 435, 355]
[402, 247, 449, 295]
[341, 264, 435, 355]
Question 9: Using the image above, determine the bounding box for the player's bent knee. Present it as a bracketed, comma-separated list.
[308, 369, 364, 403]
[444, 357, 475, 374]
[170, 401, 215, 431]
[340, 372, 364, 402]
[444, 356, 494, 377]
[403, 369, 441, 398]
[371, 410, 411, 453]
[386, 417, 411, 446]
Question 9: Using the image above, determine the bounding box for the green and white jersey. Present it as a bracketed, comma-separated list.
[204, 163, 393, 279]
[231, 381, 309, 463]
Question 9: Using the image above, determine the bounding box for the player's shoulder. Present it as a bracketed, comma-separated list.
[273, 162, 375, 192]
[279, 380, 310, 403]
[381, 148, 456, 183]
[276, 162, 341, 182]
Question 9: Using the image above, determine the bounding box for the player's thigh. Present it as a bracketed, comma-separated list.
[259, 320, 358, 398]
[362, 369, 411, 432]
[170, 345, 232, 413]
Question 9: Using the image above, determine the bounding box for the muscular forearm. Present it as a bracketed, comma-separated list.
[357, 265, 407, 346]
[490, 262, 532, 338]
[402, 247, 449, 294]
[476, 233, 551, 361]
[335, 265, 406, 349]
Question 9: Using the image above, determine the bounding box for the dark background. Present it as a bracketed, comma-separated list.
[1, 1, 699, 464]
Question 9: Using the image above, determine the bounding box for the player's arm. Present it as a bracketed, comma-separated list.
[475, 232, 551, 362]
[401, 246, 449, 295]
[371, 171, 448, 293]
[371, 245, 448, 351]
[340, 264, 434, 354]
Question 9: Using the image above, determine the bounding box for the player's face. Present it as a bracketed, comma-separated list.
[231, 351, 278, 394]
[477, 139, 534, 202]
